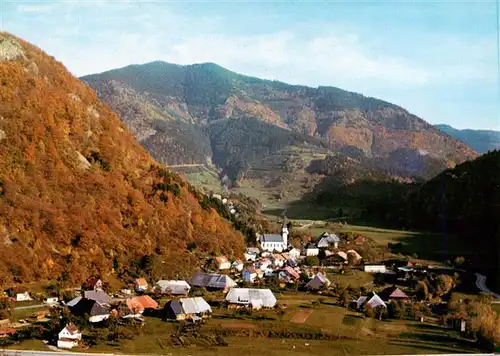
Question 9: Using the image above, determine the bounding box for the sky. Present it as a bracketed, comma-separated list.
[1, 0, 499, 130]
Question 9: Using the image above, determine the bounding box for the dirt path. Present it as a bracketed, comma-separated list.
[290, 309, 313, 324]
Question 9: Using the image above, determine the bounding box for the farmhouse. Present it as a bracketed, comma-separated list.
[355, 292, 387, 310]
[190, 272, 237, 292]
[378, 286, 409, 302]
[15, 292, 32, 302]
[305, 272, 331, 291]
[82, 276, 103, 291]
[164, 297, 212, 322]
[364, 265, 387, 273]
[279, 266, 300, 282]
[0, 328, 16, 339]
[119, 295, 158, 318]
[315, 232, 340, 249]
[226, 288, 277, 309]
[83, 290, 111, 305]
[57, 323, 81, 349]
[155, 280, 191, 295]
[69, 298, 110, 323]
[134, 278, 148, 293]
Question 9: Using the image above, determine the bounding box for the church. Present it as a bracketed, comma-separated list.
[258, 222, 289, 252]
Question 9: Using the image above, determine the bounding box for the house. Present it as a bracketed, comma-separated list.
[279, 266, 300, 282]
[0, 328, 16, 339]
[226, 288, 277, 309]
[355, 292, 387, 310]
[215, 256, 231, 270]
[354, 235, 366, 244]
[305, 272, 331, 291]
[82, 276, 103, 291]
[119, 296, 159, 319]
[346, 249, 362, 263]
[57, 323, 81, 349]
[190, 272, 237, 292]
[244, 248, 259, 261]
[69, 298, 110, 323]
[155, 280, 191, 295]
[288, 247, 301, 259]
[83, 290, 111, 305]
[232, 260, 244, 272]
[255, 258, 271, 270]
[378, 286, 409, 303]
[164, 297, 212, 322]
[134, 278, 148, 293]
[15, 292, 32, 302]
[43, 297, 59, 305]
[304, 243, 319, 257]
[315, 232, 340, 249]
[271, 254, 286, 268]
[364, 265, 387, 274]
[258, 222, 288, 252]
[242, 267, 260, 283]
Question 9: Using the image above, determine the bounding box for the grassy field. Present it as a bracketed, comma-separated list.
[7, 290, 483, 355]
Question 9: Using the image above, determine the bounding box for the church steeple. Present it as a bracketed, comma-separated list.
[281, 210, 288, 248]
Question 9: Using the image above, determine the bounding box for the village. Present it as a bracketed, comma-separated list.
[1, 214, 497, 355]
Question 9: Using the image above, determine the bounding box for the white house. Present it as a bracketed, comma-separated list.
[258, 223, 288, 252]
[16, 292, 32, 302]
[43, 297, 59, 305]
[305, 245, 319, 257]
[232, 260, 244, 272]
[355, 292, 387, 310]
[288, 248, 301, 259]
[225, 288, 277, 309]
[364, 265, 387, 274]
[244, 247, 260, 261]
[271, 254, 286, 268]
[57, 323, 82, 349]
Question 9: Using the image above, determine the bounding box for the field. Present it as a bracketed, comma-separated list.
[10, 291, 480, 355]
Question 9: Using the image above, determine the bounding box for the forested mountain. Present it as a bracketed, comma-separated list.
[82, 61, 477, 190]
[436, 124, 500, 154]
[0, 33, 245, 287]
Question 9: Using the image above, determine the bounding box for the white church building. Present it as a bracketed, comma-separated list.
[258, 223, 289, 252]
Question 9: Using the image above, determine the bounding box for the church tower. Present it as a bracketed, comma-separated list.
[281, 212, 288, 249]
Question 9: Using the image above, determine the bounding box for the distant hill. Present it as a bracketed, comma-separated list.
[81, 61, 477, 204]
[0, 33, 245, 287]
[436, 124, 500, 153]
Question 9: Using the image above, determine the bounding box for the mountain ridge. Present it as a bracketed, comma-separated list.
[81, 60, 477, 204]
[435, 124, 500, 153]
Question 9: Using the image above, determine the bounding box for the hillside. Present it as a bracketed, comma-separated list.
[82, 61, 477, 191]
[436, 124, 500, 153]
[0, 33, 245, 287]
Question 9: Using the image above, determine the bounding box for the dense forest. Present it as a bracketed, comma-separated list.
[311, 150, 500, 281]
[0, 33, 245, 287]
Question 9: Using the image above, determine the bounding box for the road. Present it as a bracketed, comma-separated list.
[474, 273, 500, 299]
[12, 304, 46, 311]
[0, 350, 153, 356]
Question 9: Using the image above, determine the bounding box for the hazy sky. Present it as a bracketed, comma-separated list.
[1, 0, 499, 130]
